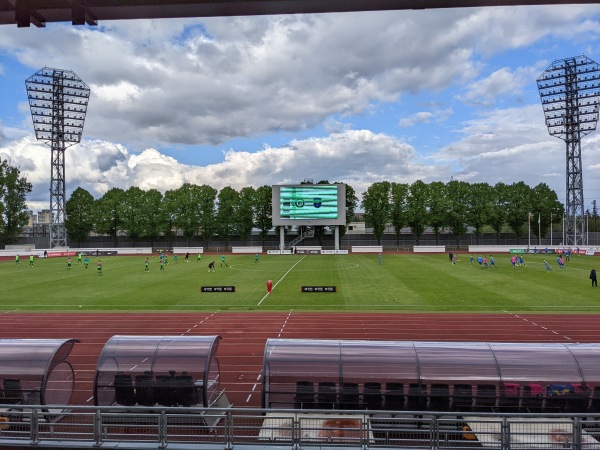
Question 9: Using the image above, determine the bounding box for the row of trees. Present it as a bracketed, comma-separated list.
[65, 179, 566, 247]
[3, 156, 600, 246]
[65, 181, 358, 246]
[362, 180, 566, 245]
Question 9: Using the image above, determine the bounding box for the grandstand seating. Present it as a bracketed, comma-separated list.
[384, 382, 405, 410]
[316, 381, 337, 409]
[113, 373, 136, 406]
[429, 384, 450, 411]
[294, 380, 315, 409]
[363, 382, 383, 410]
[134, 372, 154, 406]
[2, 379, 24, 405]
[339, 382, 360, 410]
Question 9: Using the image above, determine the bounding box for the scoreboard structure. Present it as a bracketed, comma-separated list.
[272, 184, 346, 226]
[272, 184, 346, 251]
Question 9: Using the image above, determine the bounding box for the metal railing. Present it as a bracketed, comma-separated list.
[2, 405, 600, 449]
[288, 229, 316, 248]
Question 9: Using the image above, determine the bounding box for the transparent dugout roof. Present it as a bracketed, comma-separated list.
[0, 338, 79, 407]
[94, 335, 221, 408]
[262, 339, 600, 410]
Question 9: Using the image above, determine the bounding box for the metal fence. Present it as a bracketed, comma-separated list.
[2, 405, 600, 449]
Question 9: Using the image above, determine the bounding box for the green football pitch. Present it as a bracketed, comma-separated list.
[1, 253, 598, 312]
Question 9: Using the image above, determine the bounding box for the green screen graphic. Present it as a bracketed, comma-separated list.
[280, 185, 339, 219]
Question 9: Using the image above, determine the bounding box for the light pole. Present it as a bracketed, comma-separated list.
[528, 213, 532, 249]
[25, 67, 90, 248]
[537, 55, 600, 246]
[551, 212, 553, 246]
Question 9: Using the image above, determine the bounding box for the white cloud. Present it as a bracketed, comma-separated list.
[0, 5, 597, 150]
[458, 66, 539, 106]
[433, 104, 600, 205]
[2, 107, 599, 212]
[1, 4, 600, 214]
[0, 129, 442, 209]
[400, 112, 434, 128]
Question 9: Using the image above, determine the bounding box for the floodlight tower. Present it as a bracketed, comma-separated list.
[25, 67, 90, 248]
[537, 55, 600, 246]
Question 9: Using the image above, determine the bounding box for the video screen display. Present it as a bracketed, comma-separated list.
[272, 184, 346, 226]
[280, 185, 338, 220]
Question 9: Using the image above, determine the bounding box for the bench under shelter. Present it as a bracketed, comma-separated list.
[94, 335, 224, 408]
[0, 338, 79, 408]
[261, 339, 600, 413]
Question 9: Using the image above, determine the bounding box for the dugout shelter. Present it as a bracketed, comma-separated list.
[0, 338, 79, 408]
[94, 335, 222, 408]
[262, 339, 600, 413]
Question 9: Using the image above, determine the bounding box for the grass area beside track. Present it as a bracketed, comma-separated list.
[1, 252, 598, 312]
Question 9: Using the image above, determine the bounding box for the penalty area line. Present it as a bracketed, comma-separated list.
[257, 255, 306, 306]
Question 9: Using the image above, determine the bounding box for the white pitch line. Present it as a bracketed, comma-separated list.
[246, 394, 252, 403]
[257, 256, 305, 306]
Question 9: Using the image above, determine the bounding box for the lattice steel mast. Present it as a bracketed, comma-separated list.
[537, 56, 600, 246]
[26, 68, 90, 248]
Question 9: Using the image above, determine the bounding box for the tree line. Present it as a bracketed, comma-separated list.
[362, 180, 566, 245]
[63, 179, 565, 247]
[2, 157, 600, 246]
[64, 181, 358, 246]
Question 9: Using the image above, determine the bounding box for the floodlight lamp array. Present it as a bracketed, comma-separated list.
[537, 55, 600, 140]
[25, 67, 90, 147]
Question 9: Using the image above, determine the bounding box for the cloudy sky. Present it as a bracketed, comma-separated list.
[1, 5, 600, 212]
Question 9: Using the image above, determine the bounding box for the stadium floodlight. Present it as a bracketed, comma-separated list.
[537, 55, 600, 246]
[25, 67, 90, 248]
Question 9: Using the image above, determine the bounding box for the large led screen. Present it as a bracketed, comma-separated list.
[272, 184, 346, 226]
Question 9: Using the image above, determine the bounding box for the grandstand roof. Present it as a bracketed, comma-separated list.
[2, 0, 599, 27]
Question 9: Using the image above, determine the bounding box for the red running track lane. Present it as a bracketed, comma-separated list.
[1, 311, 599, 408]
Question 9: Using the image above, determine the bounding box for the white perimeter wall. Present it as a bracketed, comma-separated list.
[173, 247, 203, 254]
[414, 246, 446, 253]
[352, 246, 382, 253]
[232, 246, 263, 254]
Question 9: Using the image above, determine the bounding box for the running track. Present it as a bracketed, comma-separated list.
[1, 312, 599, 408]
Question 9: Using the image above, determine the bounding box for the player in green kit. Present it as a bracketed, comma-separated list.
[145, 258, 149, 272]
[15, 255, 19, 265]
[77, 252, 82, 264]
[160, 259, 165, 271]
[67, 257, 72, 271]
[29, 254, 34, 268]
[197, 253, 202, 264]
[97, 260, 102, 275]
